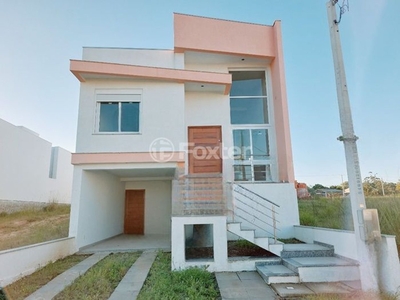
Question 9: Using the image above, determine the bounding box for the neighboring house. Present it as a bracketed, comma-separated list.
[295, 181, 310, 199]
[315, 188, 343, 198]
[0, 118, 73, 204]
[69, 13, 297, 272]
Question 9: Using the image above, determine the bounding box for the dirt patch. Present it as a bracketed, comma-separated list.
[185, 241, 277, 259]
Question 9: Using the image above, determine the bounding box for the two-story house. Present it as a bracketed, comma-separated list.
[69, 13, 300, 272]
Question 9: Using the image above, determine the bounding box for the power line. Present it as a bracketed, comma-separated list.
[332, 0, 350, 24]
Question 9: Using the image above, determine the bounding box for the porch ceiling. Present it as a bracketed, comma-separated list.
[105, 167, 175, 179]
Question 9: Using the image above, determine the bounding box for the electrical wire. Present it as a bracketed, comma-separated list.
[333, 0, 350, 24]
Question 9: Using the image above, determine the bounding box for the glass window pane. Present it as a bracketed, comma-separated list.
[230, 71, 266, 96]
[254, 165, 272, 182]
[233, 130, 251, 161]
[234, 165, 252, 181]
[121, 102, 139, 132]
[99, 102, 118, 132]
[230, 98, 268, 124]
[251, 129, 269, 159]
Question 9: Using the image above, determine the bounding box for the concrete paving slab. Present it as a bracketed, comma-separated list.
[237, 271, 261, 280]
[305, 282, 353, 294]
[271, 283, 315, 298]
[216, 272, 277, 300]
[108, 250, 157, 300]
[25, 252, 110, 300]
[258, 264, 297, 275]
[80, 234, 170, 253]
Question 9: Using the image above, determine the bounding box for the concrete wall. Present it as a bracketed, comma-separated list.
[0, 237, 76, 287]
[294, 225, 357, 260]
[70, 169, 125, 248]
[294, 226, 400, 295]
[125, 180, 172, 235]
[0, 118, 73, 203]
[234, 183, 299, 238]
[75, 80, 185, 154]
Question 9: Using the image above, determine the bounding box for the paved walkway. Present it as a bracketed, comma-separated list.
[216, 272, 278, 300]
[25, 252, 110, 300]
[24, 250, 156, 300]
[108, 250, 157, 300]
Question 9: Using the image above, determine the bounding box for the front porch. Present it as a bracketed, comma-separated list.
[78, 234, 171, 253]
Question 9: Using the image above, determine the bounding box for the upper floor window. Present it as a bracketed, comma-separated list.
[96, 93, 141, 133]
[230, 71, 268, 124]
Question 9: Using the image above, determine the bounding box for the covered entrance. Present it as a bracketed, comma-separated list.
[188, 126, 222, 174]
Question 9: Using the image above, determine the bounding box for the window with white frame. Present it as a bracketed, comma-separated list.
[230, 71, 274, 182]
[96, 93, 141, 133]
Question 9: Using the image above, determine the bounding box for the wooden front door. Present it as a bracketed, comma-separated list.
[188, 126, 222, 174]
[124, 190, 145, 234]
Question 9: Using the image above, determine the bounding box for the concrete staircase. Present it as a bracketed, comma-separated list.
[256, 243, 360, 285]
[227, 222, 271, 250]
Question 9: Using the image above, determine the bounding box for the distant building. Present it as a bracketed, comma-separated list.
[0, 118, 73, 203]
[315, 188, 343, 198]
[295, 181, 310, 198]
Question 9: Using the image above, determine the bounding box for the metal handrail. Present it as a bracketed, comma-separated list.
[234, 184, 280, 208]
[232, 183, 280, 242]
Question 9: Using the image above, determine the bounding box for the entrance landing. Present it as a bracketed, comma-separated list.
[79, 234, 170, 253]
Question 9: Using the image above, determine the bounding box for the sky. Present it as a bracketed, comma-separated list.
[0, 0, 399, 187]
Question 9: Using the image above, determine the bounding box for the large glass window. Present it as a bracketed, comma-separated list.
[97, 94, 140, 133]
[230, 71, 268, 124]
[233, 129, 271, 182]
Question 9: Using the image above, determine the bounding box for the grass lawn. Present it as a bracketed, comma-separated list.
[298, 196, 400, 251]
[4, 254, 89, 300]
[138, 252, 220, 300]
[54, 252, 140, 300]
[0, 203, 70, 251]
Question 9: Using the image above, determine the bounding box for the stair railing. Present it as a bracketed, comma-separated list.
[231, 183, 280, 242]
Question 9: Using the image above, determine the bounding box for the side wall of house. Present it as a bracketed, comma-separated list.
[125, 180, 172, 235]
[0, 118, 73, 203]
[71, 169, 125, 248]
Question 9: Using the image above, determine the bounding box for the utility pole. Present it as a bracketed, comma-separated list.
[326, 0, 379, 291]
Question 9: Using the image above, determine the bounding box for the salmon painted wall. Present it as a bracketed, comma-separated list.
[174, 13, 275, 58]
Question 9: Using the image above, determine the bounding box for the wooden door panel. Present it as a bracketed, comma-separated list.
[188, 126, 222, 174]
[124, 190, 145, 234]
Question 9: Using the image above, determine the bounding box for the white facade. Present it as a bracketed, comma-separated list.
[69, 14, 299, 264]
[0, 118, 73, 203]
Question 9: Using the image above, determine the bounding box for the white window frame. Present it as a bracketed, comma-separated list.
[94, 89, 142, 134]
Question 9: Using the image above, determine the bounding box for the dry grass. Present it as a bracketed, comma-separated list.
[3, 254, 89, 300]
[0, 203, 70, 251]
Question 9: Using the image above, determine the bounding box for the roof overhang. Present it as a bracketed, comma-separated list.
[70, 60, 232, 95]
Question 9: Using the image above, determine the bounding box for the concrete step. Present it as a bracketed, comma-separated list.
[283, 256, 360, 283]
[227, 223, 256, 243]
[268, 239, 284, 256]
[257, 264, 300, 284]
[281, 243, 334, 258]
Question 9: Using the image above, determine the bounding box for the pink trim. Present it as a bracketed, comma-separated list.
[174, 13, 276, 58]
[270, 21, 295, 183]
[70, 60, 232, 95]
[71, 152, 185, 165]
